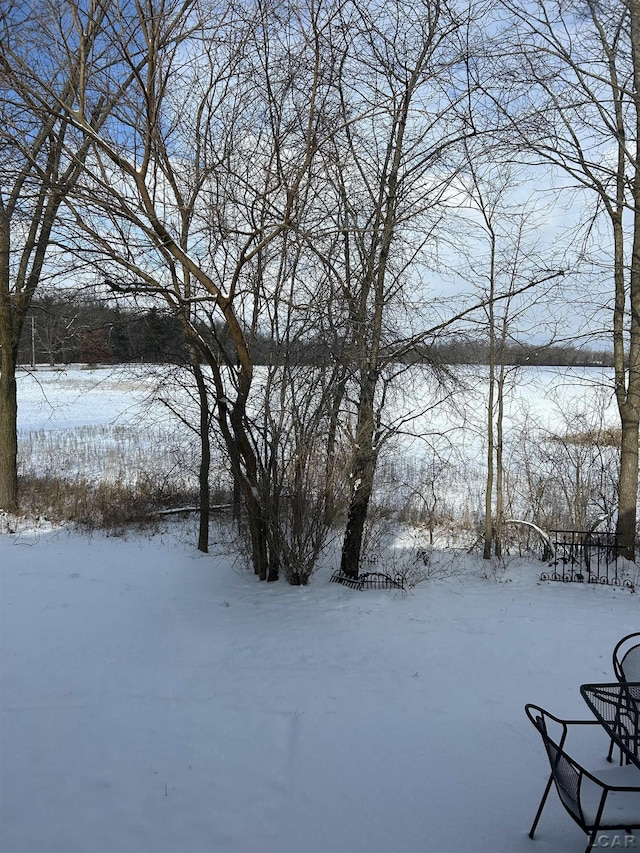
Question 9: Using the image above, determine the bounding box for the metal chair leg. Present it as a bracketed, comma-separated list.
[607, 738, 615, 762]
[529, 774, 554, 839]
[584, 827, 600, 853]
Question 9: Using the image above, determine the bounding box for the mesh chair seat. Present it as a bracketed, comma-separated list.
[583, 765, 640, 825]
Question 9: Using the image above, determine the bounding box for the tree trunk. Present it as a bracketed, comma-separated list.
[207, 355, 277, 581]
[242, 484, 275, 580]
[616, 410, 639, 559]
[192, 360, 210, 554]
[618, 0, 640, 561]
[611, 208, 638, 558]
[339, 451, 377, 579]
[495, 364, 506, 559]
[323, 369, 347, 526]
[0, 346, 18, 514]
[0, 211, 18, 513]
[483, 317, 496, 560]
[339, 376, 378, 578]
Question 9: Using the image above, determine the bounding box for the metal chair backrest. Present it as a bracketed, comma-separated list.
[613, 632, 640, 682]
[525, 704, 584, 824]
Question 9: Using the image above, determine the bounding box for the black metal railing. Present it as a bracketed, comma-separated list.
[330, 569, 406, 590]
[541, 529, 635, 590]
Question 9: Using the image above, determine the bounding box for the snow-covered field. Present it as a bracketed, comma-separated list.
[15, 363, 619, 444]
[15, 366, 195, 487]
[1, 524, 638, 853]
[13, 363, 622, 521]
[1, 364, 638, 853]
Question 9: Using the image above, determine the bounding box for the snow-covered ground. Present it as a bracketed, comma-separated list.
[2, 363, 638, 853]
[1, 522, 638, 853]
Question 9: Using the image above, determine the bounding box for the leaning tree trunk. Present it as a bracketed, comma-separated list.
[206, 351, 277, 581]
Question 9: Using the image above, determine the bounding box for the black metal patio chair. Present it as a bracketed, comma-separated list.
[525, 703, 640, 853]
[607, 633, 640, 763]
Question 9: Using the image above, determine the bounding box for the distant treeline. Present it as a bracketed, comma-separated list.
[17, 298, 614, 368]
[17, 298, 189, 366]
[417, 338, 615, 367]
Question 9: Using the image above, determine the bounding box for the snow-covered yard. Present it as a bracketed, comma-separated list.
[2, 364, 638, 852]
[1, 523, 638, 853]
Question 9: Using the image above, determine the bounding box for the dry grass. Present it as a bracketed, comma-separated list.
[550, 427, 622, 447]
[17, 419, 235, 532]
[18, 423, 193, 486]
[17, 473, 203, 533]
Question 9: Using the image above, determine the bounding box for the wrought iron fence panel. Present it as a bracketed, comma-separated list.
[541, 530, 635, 591]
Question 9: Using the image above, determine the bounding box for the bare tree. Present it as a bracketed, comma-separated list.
[0, 0, 122, 511]
[50, 0, 344, 577]
[314, 0, 481, 578]
[497, 0, 640, 559]
[457, 157, 564, 558]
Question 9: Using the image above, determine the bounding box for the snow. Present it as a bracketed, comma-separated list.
[15, 366, 153, 432]
[1, 523, 638, 853]
[15, 363, 625, 522]
[2, 364, 639, 852]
